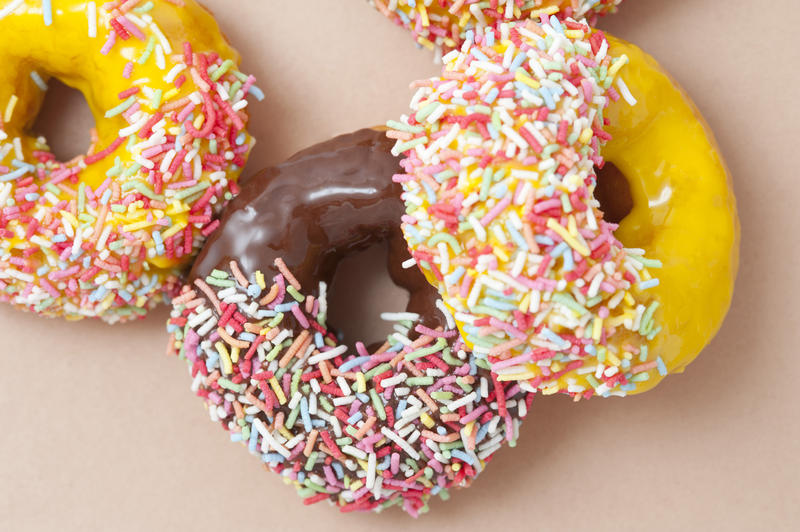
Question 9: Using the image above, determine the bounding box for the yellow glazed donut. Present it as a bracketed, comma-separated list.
[387, 19, 739, 397]
[0, 0, 259, 322]
[371, 0, 622, 55]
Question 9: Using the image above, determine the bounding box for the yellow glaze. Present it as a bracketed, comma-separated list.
[0, 0, 255, 321]
[600, 36, 740, 393]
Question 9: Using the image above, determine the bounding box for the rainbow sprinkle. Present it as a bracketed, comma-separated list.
[168, 259, 529, 515]
[371, 0, 622, 57]
[0, 0, 262, 322]
[387, 18, 662, 398]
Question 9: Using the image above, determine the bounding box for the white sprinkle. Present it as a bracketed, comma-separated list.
[87, 2, 97, 38]
[380, 427, 420, 460]
[306, 344, 348, 365]
[0, 0, 23, 20]
[616, 77, 638, 106]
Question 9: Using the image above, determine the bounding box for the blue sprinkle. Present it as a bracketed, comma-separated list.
[247, 85, 265, 101]
[273, 302, 297, 313]
[42, 0, 52, 26]
[395, 399, 407, 420]
[639, 278, 660, 290]
[451, 449, 475, 465]
[445, 266, 466, 286]
[656, 357, 667, 376]
[300, 397, 312, 432]
[549, 15, 564, 34]
[347, 411, 363, 425]
[510, 52, 527, 71]
[338, 355, 370, 373]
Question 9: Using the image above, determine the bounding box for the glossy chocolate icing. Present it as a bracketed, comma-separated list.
[190, 128, 445, 331]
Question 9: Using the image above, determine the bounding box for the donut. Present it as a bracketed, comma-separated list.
[0, 0, 259, 322]
[167, 129, 530, 515]
[370, 0, 622, 56]
[387, 18, 739, 397]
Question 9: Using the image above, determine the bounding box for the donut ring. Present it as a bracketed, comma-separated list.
[371, 0, 622, 56]
[388, 19, 739, 397]
[167, 129, 529, 515]
[0, 0, 259, 322]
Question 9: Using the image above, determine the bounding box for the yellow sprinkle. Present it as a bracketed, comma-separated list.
[622, 351, 634, 361]
[494, 242, 510, 262]
[278, 426, 294, 441]
[255, 270, 266, 289]
[551, 362, 563, 372]
[417, 3, 429, 26]
[215, 341, 233, 374]
[564, 30, 585, 39]
[592, 317, 603, 341]
[579, 127, 593, 144]
[100, 292, 116, 310]
[270, 376, 287, 405]
[4, 94, 18, 123]
[515, 69, 541, 90]
[231, 346, 240, 364]
[567, 214, 579, 237]
[123, 219, 155, 232]
[519, 292, 531, 312]
[452, 462, 462, 472]
[464, 421, 476, 437]
[608, 55, 629, 78]
[531, 6, 559, 16]
[458, 11, 471, 28]
[416, 36, 434, 50]
[60, 211, 80, 228]
[356, 372, 367, 394]
[259, 327, 272, 336]
[163, 87, 180, 101]
[166, 200, 190, 215]
[497, 370, 536, 381]
[193, 114, 205, 130]
[350, 479, 364, 491]
[161, 222, 184, 239]
[607, 352, 622, 367]
[623, 292, 635, 306]
[546, 218, 590, 256]
[542, 385, 559, 395]
[420, 412, 435, 429]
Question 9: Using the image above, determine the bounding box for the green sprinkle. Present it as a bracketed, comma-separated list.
[405, 337, 447, 361]
[104, 96, 136, 118]
[138, 37, 156, 65]
[369, 389, 386, 420]
[428, 232, 462, 253]
[286, 285, 305, 302]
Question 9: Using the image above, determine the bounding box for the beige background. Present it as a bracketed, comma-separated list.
[1, 0, 798, 530]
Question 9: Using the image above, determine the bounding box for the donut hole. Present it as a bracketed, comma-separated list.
[327, 242, 410, 348]
[594, 162, 633, 224]
[31, 79, 93, 162]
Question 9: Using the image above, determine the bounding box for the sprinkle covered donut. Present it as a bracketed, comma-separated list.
[167, 129, 529, 515]
[0, 0, 259, 322]
[388, 19, 739, 397]
[371, 0, 622, 55]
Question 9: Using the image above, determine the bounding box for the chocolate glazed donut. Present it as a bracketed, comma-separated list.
[168, 129, 530, 516]
[190, 128, 442, 333]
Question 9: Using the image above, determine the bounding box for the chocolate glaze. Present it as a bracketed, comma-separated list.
[190, 128, 445, 332]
